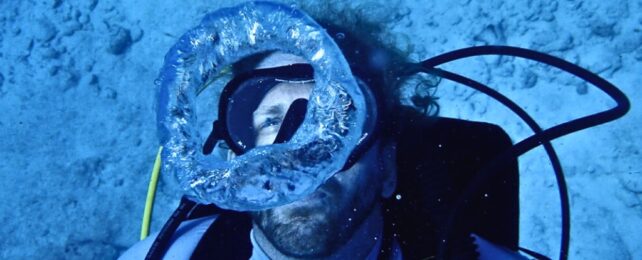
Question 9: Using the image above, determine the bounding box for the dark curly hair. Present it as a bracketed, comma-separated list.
[297, 1, 440, 116]
[231, 1, 440, 123]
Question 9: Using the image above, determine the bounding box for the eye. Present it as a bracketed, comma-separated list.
[258, 117, 282, 131]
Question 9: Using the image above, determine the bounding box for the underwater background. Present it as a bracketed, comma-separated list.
[1, 0, 640, 259]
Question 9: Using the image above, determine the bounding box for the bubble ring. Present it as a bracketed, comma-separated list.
[155, 1, 366, 211]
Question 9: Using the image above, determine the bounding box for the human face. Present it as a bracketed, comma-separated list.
[249, 53, 390, 258]
[252, 82, 313, 146]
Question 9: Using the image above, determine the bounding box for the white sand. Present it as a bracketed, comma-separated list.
[0, 0, 639, 258]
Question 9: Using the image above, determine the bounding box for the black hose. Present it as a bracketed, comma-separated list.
[418, 46, 630, 260]
[145, 196, 198, 260]
[425, 67, 568, 259]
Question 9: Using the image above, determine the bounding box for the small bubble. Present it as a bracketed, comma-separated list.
[484, 193, 489, 198]
[353, 208, 357, 212]
[207, 33, 218, 43]
[348, 218, 352, 221]
[395, 194, 402, 200]
[263, 181, 271, 190]
[335, 32, 345, 39]
[374, 236, 379, 240]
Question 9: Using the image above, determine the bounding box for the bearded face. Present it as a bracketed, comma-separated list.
[248, 52, 391, 258]
[251, 145, 383, 258]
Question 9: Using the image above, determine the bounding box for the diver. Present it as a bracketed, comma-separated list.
[121, 1, 630, 260]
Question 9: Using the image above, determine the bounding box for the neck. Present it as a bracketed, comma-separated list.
[252, 204, 384, 260]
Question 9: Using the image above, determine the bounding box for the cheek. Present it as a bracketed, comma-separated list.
[255, 132, 278, 146]
[334, 160, 381, 201]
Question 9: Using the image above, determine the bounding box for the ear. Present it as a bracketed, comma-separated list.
[379, 141, 397, 198]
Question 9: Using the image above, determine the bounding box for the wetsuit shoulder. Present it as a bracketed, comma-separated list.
[119, 215, 218, 260]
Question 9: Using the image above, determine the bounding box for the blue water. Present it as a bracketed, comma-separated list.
[0, 0, 640, 259]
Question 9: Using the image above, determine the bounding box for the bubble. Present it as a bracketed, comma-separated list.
[335, 32, 345, 40]
[158, 1, 366, 211]
[207, 33, 218, 43]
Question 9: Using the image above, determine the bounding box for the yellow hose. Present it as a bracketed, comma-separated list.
[140, 146, 163, 240]
[137, 66, 229, 240]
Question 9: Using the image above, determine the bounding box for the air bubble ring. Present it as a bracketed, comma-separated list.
[155, 1, 366, 211]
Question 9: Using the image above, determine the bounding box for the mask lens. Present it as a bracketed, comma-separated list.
[208, 64, 380, 169]
[221, 64, 315, 155]
[273, 98, 308, 144]
[225, 76, 279, 154]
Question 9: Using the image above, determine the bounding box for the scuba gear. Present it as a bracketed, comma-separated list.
[202, 63, 381, 171]
[155, 1, 370, 211]
[417, 46, 630, 260]
[201, 63, 315, 156]
[140, 146, 164, 240]
[143, 1, 631, 259]
[140, 111, 519, 260]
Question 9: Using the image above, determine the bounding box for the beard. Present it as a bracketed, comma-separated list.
[254, 205, 335, 257]
[251, 176, 376, 258]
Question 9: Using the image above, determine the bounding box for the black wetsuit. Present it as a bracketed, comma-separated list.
[132, 108, 519, 260]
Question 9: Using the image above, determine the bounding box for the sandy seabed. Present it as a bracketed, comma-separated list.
[1, 0, 640, 259]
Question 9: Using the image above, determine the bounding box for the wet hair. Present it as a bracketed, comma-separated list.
[231, 1, 440, 142]
[296, 1, 440, 116]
